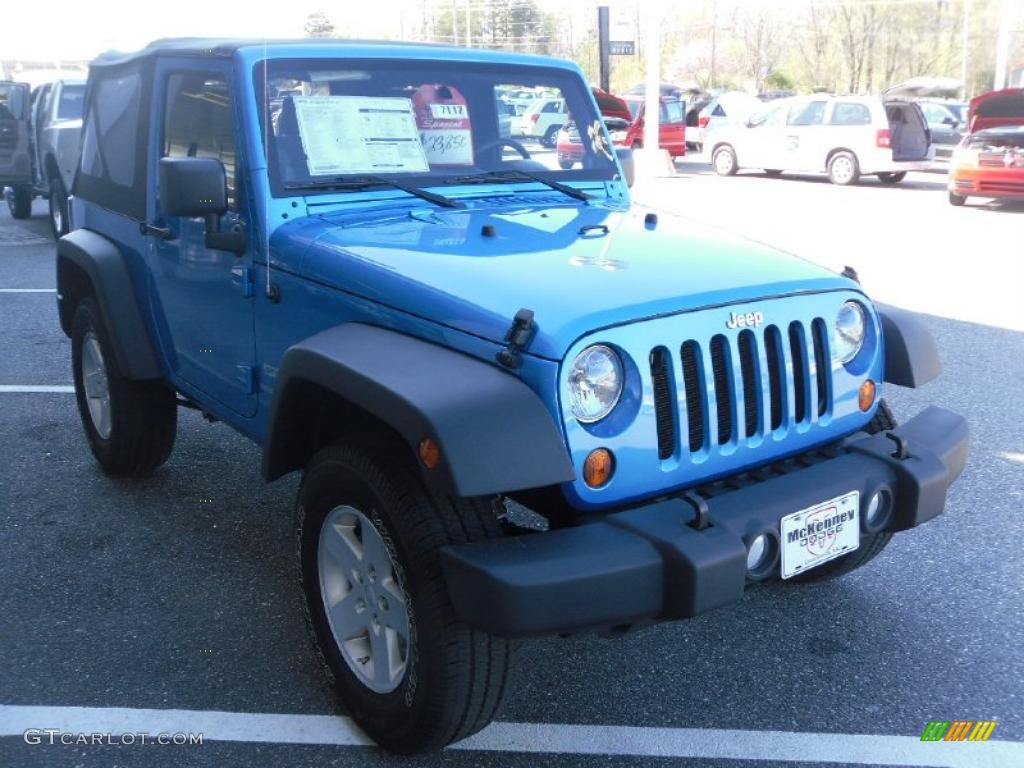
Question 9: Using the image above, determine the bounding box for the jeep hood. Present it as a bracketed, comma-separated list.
[280, 199, 853, 360]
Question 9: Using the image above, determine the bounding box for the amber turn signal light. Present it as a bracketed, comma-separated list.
[859, 379, 876, 412]
[583, 448, 614, 488]
[418, 438, 441, 469]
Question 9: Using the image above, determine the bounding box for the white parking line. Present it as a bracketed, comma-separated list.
[0, 385, 74, 393]
[1, 705, 1021, 767]
[0, 288, 56, 292]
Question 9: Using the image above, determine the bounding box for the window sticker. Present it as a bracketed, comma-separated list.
[412, 85, 474, 166]
[292, 95, 430, 175]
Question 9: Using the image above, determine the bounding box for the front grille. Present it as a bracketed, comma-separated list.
[979, 180, 1024, 193]
[651, 319, 830, 460]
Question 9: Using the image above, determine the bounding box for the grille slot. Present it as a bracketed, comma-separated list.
[680, 341, 705, 452]
[764, 325, 785, 431]
[710, 335, 733, 445]
[789, 322, 809, 424]
[738, 330, 759, 437]
[650, 347, 676, 460]
[811, 318, 830, 417]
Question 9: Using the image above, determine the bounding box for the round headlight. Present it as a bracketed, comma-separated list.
[568, 344, 623, 423]
[833, 301, 866, 364]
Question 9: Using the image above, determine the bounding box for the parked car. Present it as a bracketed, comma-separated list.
[556, 116, 631, 169]
[495, 97, 515, 138]
[30, 79, 85, 236]
[59, 37, 966, 756]
[0, 80, 33, 219]
[621, 95, 687, 156]
[948, 88, 1024, 205]
[707, 95, 933, 185]
[692, 91, 762, 152]
[515, 96, 567, 147]
[917, 99, 967, 161]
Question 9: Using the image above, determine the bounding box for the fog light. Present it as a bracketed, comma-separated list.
[583, 448, 614, 488]
[866, 489, 890, 526]
[747, 533, 769, 572]
[859, 379, 876, 411]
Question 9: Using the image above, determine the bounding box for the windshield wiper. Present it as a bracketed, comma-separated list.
[284, 175, 460, 209]
[445, 170, 591, 202]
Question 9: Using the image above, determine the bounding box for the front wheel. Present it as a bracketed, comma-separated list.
[297, 440, 512, 753]
[948, 191, 967, 206]
[49, 177, 70, 238]
[828, 151, 860, 185]
[558, 157, 574, 170]
[71, 297, 177, 475]
[540, 125, 559, 148]
[712, 145, 738, 176]
[6, 185, 32, 218]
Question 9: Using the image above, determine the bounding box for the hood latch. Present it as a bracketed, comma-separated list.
[496, 308, 536, 370]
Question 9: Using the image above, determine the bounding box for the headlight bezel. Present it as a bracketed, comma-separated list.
[568, 344, 624, 424]
[833, 300, 867, 365]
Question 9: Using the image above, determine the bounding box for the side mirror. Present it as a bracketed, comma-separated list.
[616, 147, 635, 188]
[942, 116, 957, 127]
[159, 157, 244, 254]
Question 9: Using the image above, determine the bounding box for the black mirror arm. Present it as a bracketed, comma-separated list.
[204, 213, 246, 255]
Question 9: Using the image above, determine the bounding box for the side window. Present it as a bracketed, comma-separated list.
[829, 102, 872, 126]
[788, 101, 826, 126]
[163, 72, 236, 208]
[660, 100, 684, 124]
[78, 71, 143, 195]
[56, 85, 85, 121]
[711, 103, 726, 117]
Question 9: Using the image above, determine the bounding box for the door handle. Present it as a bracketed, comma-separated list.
[139, 222, 172, 239]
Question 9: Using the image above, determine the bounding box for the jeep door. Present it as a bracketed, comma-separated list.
[149, 61, 257, 417]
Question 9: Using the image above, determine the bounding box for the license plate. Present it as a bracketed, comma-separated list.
[780, 491, 860, 579]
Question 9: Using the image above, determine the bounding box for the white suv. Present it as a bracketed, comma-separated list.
[706, 95, 933, 184]
[516, 97, 567, 148]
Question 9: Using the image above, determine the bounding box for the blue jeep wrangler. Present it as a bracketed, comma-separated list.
[57, 39, 968, 752]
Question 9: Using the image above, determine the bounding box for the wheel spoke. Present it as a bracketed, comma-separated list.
[321, 520, 362, 574]
[328, 593, 368, 642]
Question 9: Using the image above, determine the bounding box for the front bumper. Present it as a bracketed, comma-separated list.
[441, 406, 968, 637]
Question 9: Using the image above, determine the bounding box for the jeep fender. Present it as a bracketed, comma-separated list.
[56, 229, 162, 379]
[263, 324, 576, 497]
[877, 304, 941, 388]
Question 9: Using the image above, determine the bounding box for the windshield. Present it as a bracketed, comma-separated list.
[255, 58, 618, 196]
[966, 128, 1024, 151]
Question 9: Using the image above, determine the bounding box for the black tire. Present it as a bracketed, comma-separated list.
[558, 157, 574, 170]
[631, 140, 643, 150]
[297, 439, 512, 754]
[791, 401, 897, 583]
[827, 151, 860, 185]
[948, 191, 967, 206]
[540, 125, 559, 148]
[7, 185, 32, 219]
[712, 144, 738, 176]
[48, 177, 69, 238]
[71, 297, 177, 476]
[764, 169, 783, 176]
[878, 171, 906, 184]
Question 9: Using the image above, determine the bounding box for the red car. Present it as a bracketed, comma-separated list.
[622, 95, 687, 157]
[556, 88, 633, 169]
[949, 88, 1024, 206]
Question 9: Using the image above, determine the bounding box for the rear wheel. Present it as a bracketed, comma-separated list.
[827, 151, 860, 185]
[48, 177, 69, 238]
[712, 145, 738, 176]
[878, 171, 906, 184]
[948, 191, 967, 206]
[71, 297, 177, 476]
[791, 401, 897, 583]
[297, 439, 513, 753]
[6, 185, 32, 219]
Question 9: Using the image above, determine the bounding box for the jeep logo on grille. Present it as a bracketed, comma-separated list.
[726, 310, 765, 329]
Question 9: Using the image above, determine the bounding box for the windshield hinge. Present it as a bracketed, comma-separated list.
[496, 308, 536, 370]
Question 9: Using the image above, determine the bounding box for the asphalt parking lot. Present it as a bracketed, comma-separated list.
[1, 160, 1023, 768]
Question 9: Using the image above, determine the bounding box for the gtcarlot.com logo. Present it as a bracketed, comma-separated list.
[920, 720, 997, 742]
[23, 729, 203, 746]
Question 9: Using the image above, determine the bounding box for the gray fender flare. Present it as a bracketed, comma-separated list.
[877, 304, 941, 388]
[56, 228, 162, 380]
[263, 324, 576, 497]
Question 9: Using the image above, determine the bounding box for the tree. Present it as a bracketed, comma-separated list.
[304, 11, 335, 39]
[734, 6, 781, 93]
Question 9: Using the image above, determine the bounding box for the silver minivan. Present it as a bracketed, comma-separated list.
[706, 95, 933, 184]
